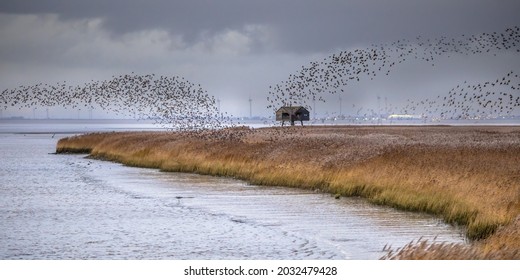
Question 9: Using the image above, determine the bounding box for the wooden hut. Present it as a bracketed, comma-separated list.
[275, 106, 310, 126]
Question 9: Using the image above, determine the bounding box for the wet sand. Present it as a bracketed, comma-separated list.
[57, 125, 520, 259]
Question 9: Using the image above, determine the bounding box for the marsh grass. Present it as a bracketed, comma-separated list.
[56, 126, 520, 259]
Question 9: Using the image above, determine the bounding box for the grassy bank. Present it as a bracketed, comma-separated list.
[56, 126, 520, 259]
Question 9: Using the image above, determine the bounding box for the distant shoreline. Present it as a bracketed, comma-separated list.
[56, 125, 520, 259]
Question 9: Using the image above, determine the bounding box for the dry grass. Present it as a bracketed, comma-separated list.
[56, 125, 520, 259]
[382, 216, 520, 259]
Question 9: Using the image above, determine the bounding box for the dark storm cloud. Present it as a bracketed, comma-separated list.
[2, 0, 520, 53]
[1, 0, 519, 117]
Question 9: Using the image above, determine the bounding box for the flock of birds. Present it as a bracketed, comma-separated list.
[402, 70, 520, 120]
[267, 26, 520, 121]
[1, 73, 231, 131]
[1, 26, 519, 135]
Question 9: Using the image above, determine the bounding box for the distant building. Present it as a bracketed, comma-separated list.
[275, 106, 310, 126]
[387, 114, 422, 120]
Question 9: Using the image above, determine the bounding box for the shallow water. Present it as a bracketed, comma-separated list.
[0, 121, 466, 259]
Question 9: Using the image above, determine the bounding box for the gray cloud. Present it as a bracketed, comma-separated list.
[3, 0, 520, 52]
[1, 0, 519, 117]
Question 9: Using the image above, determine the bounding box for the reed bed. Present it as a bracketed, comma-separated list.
[56, 125, 520, 259]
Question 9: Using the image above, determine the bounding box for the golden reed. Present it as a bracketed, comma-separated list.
[57, 126, 520, 259]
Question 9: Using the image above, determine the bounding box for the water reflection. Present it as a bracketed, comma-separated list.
[0, 133, 465, 260]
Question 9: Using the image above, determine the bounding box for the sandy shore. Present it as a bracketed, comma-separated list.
[56, 125, 520, 259]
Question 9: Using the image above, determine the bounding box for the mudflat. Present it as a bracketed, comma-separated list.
[57, 125, 520, 259]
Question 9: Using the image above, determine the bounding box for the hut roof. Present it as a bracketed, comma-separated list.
[275, 106, 309, 113]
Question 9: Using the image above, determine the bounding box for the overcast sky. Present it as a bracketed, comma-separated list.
[1, 0, 519, 118]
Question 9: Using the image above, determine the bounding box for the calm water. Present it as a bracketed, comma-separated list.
[0, 120, 466, 259]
